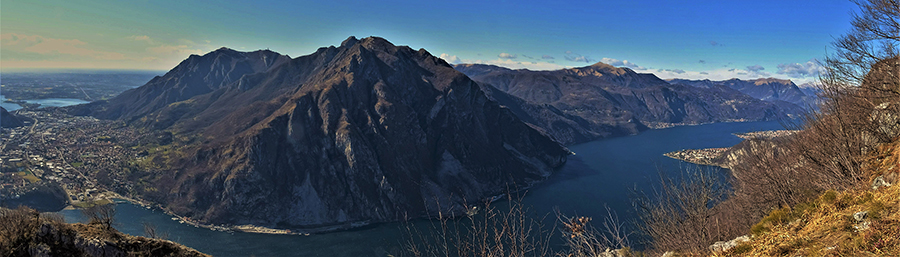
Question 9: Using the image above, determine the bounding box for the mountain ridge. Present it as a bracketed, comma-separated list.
[71, 37, 569, 231]
[667, 77, 817, 109]
[456, 63, 800, 145]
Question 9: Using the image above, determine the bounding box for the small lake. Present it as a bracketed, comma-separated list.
[57, 120, 787, 256]
[1, 94, 89, 111]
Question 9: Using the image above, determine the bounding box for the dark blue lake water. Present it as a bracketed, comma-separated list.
[58, 121, 786, 256]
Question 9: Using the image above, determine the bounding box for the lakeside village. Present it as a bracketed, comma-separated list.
[664, 130, 798, 166]
[0, 108, 305, 235]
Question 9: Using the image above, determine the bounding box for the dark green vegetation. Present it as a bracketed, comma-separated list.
[0, 206, 208, 257]
[0, 71, 160, 102]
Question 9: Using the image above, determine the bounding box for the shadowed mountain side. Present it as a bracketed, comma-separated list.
[68, 48, 291, 125]
[478, 83, 632, 145]
[70, 37, 569, 231]
[1, 107, 25, 128]
[456, 64, 797, 145]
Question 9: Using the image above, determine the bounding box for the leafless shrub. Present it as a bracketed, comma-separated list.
[729, 138, 818, 209]
[555, 206, 631, 257]
[823, 0, 898, 92]
[0, 207, 43, 256]
[142, 222, 168, 240]
[403, 194, 646, 257]
[82, 203, 117, 230]
[403, 196, 552, 257]
[633, 167, 729, 253]
[729, 0, 898, 222]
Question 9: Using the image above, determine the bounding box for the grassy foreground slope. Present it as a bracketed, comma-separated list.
[718, 139, 900, 256]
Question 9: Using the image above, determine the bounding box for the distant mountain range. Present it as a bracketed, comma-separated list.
[68, 36, 810, 231]
[456, 63, 803, 145]
[668, 78, 818, 110]
[71, 37, 568, 231]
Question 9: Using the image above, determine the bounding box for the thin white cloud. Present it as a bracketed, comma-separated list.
[600, 57, 646, 70]
[498, 53, 517, 59]
[467, 58, 567, 70]
[439, 53, 461, 64]
[777, 59, 824, 78]
[744, 65, 770, 77]
[564, 51, 594, 63]
[650, 67, 816, 84]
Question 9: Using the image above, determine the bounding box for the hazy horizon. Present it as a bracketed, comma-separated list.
[2, 0, 859, 84]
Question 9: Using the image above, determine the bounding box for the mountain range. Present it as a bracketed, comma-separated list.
[71, 37, 568, 231]
[69, 36, 808, 231]
[456, 63, 802, 145]
[668, 78, 818, 110]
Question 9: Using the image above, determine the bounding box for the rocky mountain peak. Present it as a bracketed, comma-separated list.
[340, 36, 359, 47]
[588, 61, 620, 70]
[753, 77, 795, 86]
[75, 37, 569, 231]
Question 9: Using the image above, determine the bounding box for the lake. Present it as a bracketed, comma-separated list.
[1, 94, 89, 111]
[57, 120, 787, 256]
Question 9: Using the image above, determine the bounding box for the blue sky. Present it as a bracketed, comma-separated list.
[1, 0, 859, 84]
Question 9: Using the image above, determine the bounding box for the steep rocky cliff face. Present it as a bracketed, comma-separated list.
[456, 64, 797, 145]
[76, 37, 569, 231]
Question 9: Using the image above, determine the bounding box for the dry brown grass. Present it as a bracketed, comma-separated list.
[709, 138, 900, 257]
[718, 183, 900, 256]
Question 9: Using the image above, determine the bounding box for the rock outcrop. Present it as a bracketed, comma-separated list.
[708, 235, 750, 253]
[0, 207, 208, 257]
[73, 37, 569, 231]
